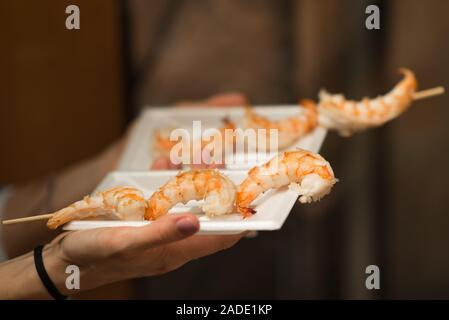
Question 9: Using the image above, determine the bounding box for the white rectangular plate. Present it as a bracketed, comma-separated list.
[117, 106, 327, 171]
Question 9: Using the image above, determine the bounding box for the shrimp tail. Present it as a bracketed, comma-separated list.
[398, 67, 418, 91]
[221, 116, 235, 129]
[238, 206, 257, 217]
[144, 206, 157, 221]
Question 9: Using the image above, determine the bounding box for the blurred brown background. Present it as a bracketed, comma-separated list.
[0, 1, 124, 183]
[1, 0, 448, 299]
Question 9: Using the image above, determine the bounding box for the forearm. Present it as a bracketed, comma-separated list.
[0, 244, 69, 299]
[0, 235, 130, 300]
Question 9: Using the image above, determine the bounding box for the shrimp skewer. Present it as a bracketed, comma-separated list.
[47, 186, 147, 229]
[236, 149, 337, 217]
[318, 68, 418, 136]
[145, 169, 236, 220]
[152, 117, 236, 168]
[244, 100, 318, 150]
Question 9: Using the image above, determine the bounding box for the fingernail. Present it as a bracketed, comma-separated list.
[176, 217, 199, 235]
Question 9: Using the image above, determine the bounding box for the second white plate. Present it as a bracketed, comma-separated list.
[117, 106, 328, 171]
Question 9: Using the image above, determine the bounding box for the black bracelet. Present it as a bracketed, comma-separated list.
[33, 245, 68, 300]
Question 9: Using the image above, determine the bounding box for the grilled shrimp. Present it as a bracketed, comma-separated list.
[202, 117, 236, 154]
[152, 117, 236, 168]
[154, 127, 179, 158]
[145, 169, 236, 220]
[244, 100, 317, 150]
[236, 149, 337, 217]
[318, 68, 418, 136]
[47, 186, 147, 229]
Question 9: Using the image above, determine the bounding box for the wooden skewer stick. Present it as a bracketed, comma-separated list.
[2, 213, 54, 225]
[413, 86, 445, 100]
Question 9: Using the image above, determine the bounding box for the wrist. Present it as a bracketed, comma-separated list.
[42, 239, 110, 297]
[0, 244, 80, 299]
[41, 242, 79, 297]
[48, 235, 121, 294]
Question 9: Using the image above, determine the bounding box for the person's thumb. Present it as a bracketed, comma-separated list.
[133, 214, 200, 248]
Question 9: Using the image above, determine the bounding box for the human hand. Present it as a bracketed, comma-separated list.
[45, 214, 243, 295]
